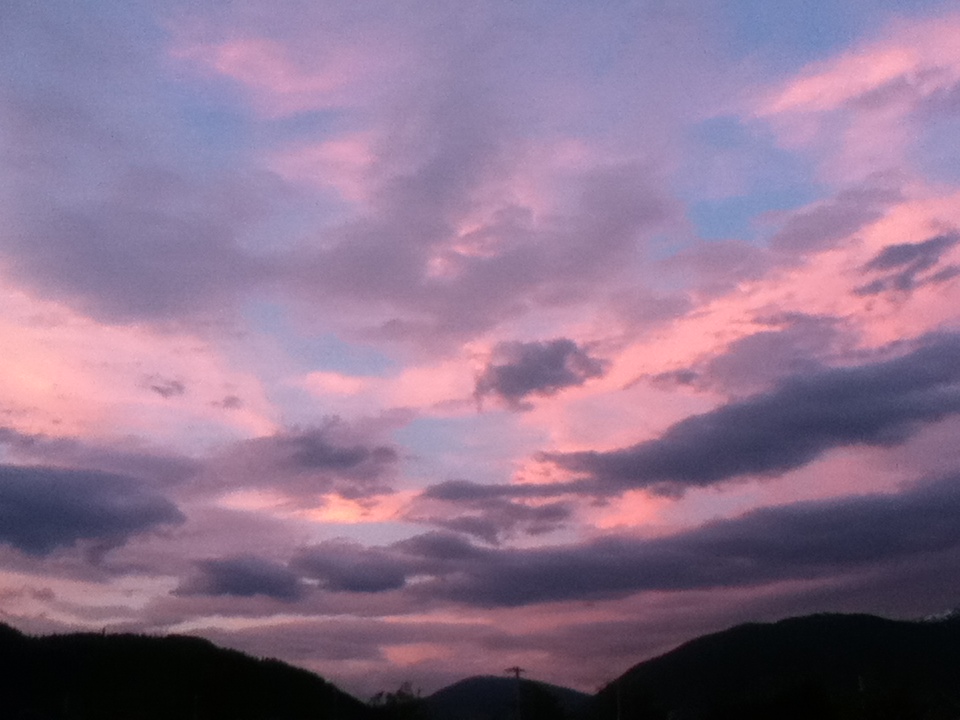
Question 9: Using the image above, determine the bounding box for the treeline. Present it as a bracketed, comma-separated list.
[373, 676, 588, 720]
[590, 613, 960, 720]
[0, 623, 370, 720]
[3, 612, 960, 720]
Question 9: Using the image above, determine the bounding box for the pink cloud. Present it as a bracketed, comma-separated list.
[757, 11, 960, 182]
[267, 133, 379, 203]
[0, 288, 276, 444]
[219, 487, 415, 527]
[172, 30, 413, 117]
[4, 0, 960, 700]
[301, 356, 475, 417]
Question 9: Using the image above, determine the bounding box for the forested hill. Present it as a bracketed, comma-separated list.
[5, 612, 960, 720]
[589, 612, 960, 720]
[0, 622, 372, 720]
[420, 675, 590, 720]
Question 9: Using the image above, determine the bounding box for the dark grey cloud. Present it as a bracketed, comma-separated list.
[929, 265, 960, 284]
[413, 480, 586, 543]
[428, 499, 573, 545]
[288, 532, 485, 595]
[206, 421, 401, 500]
[863, 233, 958, 271]
[421, 479, 589, 502]
[177, 555, 305, 602]
[0, 464, 184, 556]
[278, 430, 398, 473]
[404, 474, 960, 607]
[271, 427, 399, 499]
[427, 515, 504, 544]
[292, 541, 409, 593]
[475, 338, 607, 409]
[278, 473, 960, 607]
[544, 332, 960, 495]
[855, 233, 959, 296]
[393, 531, 487, 562]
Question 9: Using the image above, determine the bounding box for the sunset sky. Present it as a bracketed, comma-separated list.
[4, 0, 960, 698]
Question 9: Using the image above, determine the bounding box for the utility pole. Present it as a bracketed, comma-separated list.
[505, 667, 525, 720]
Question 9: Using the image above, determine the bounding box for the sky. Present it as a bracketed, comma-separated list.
[2, 0, 960, 698]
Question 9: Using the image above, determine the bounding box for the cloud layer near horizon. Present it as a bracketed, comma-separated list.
[2, 0, 960, 699]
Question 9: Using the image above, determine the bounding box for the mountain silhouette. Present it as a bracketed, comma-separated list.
[422, 675, 590, 720]
[0, 622, 371, 720]
[589, 612, 960, 719]
[4, 611, 960, 720]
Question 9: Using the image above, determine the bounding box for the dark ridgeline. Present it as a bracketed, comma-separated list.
[418, 676, 590, 720]
[588, 612, 960, 720]
[0, 623, 372, 720]
[3, 612, 960, 720]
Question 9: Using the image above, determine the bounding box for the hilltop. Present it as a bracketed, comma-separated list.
[421, 675, 590, 720]
[3, 611, 960, 719]
[590, 612, 960, 719]
[0, 622, 371, 720]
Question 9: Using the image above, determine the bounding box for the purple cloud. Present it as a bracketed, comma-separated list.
[0, 464, 184, 556]
[142, 375, 187, 399]
[411, 479, 584, 543]
[475, 338, 607, 409]
[264, 472, 960, 609]
[177, 555, 305, 602]
[292, 540, 409, 593]
[545, 333, 960, 495]
[285, 161, 675, 346]
[421, 479, 589, 502]
[423, 499, 573, 545]
[0, 427, 200, 486]
[4, 0, 960, 698]
[203, 420, 401, 500]
[408, 474, 960, 607]
[0, 5, 275, 325]
[770, 181, 903, 254]
[653, 313, 845, 395]
[855, 232, 959, 296]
